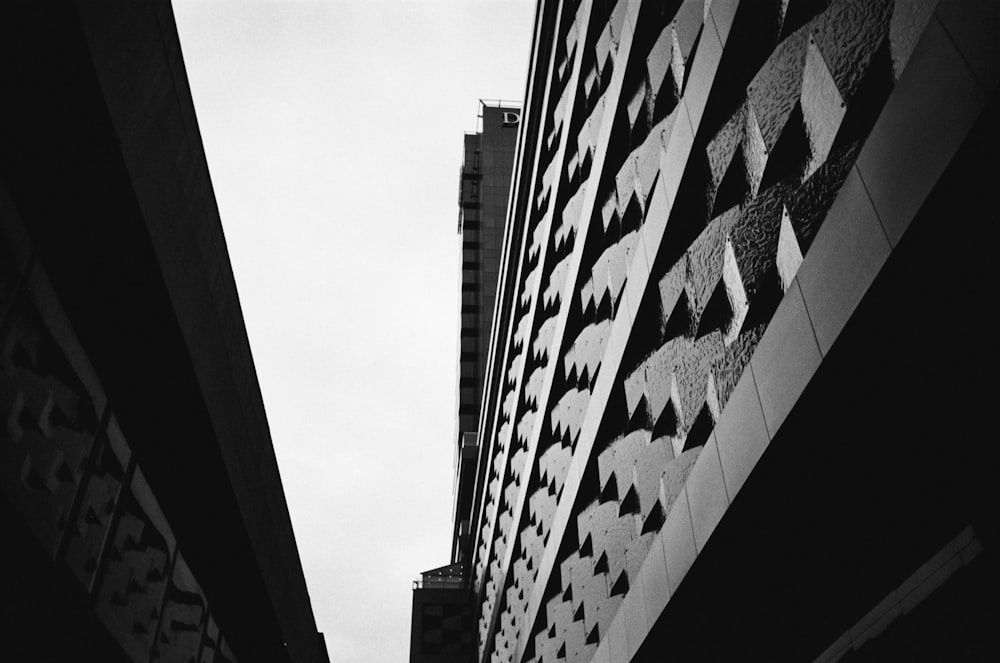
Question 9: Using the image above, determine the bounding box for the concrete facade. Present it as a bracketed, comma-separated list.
[466, 1, 999, 662]
[0, 3, 327, 662]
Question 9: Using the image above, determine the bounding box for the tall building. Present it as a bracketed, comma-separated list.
[0, 3, 328, 662]
[454, 103, 522, 567]
[452, 1, 999, 662]
[412, 102, 521, 663]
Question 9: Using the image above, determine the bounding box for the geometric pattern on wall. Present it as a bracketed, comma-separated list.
[470, 1, 941, 662]
[0, 235, 239, 663]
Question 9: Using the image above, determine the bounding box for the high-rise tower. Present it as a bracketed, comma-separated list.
[454, 102, 521, 567]
[411, 102, 520, 663]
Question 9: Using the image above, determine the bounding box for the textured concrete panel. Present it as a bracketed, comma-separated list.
[811, 0, 893, 102]
[936, 0, 1000, 92]
[660, 102, 696, 199]
[800, 37, 846, 180]
[775, 205, 803, 292]
[749, 279, 821, 436]
[713, 368, 770, 500]
[607, 610, 628, 663]
[685, 435, 729, 551]
[888, 0, 938, 80]
[661, 488, 697, 593]
[856, 17, 987, 247]
[709, 0, 739, 45]
[591, 638, 610, 663]
[622, 575, 649, 658]
[638, 531, 670, 627]
[682, 8, 722, 130]
[796, 166, 890, 355]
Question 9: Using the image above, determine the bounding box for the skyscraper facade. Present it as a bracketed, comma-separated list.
[411, 103, 521, 663]
[454, 103, 522, 566]
[462, 1, 998, 662]
[0, 3, 327, 661]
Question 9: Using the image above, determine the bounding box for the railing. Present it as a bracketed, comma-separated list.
[412, 576, 468, 590]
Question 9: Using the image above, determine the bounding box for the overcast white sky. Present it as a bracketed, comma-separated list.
[171, 1, 534, 661]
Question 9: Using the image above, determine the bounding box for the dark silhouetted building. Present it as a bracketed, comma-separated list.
[0, 3, 328, 662]
[426, 1, 1000, 662]
[454, 102, 521, 568]
[412, 102, 520, 663]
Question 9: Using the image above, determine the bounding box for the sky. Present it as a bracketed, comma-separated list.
[171, 1, 535, 661]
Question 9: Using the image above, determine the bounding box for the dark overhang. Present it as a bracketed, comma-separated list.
[0, 2, 323, 661]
